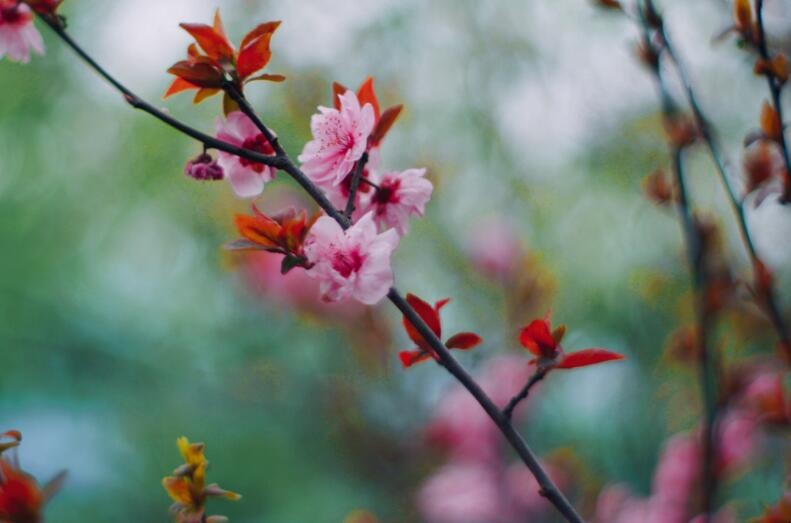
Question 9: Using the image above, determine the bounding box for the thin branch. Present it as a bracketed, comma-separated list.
[638, 9, 719, 517]
[502, 369, 548, 421]
[649, 4, 791, 362]
[37, 14, 585, 523]
[344, 152, 369, 218]
[755, 0, 791, 202]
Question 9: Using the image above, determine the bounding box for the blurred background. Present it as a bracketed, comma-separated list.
[1, 0, 791, 521]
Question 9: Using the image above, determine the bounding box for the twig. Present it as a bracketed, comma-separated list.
[502, 369, 548, 421]
[649, 3, 791, 362]
[637, 8, 719, 517]
[37, 14, 585, 523]
[344, 152, 369, 218]
[755, 0, 791, 203]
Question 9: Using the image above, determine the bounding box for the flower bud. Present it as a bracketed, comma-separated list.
[185, 153, 224, 181]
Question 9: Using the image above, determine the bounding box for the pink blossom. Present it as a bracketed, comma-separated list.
[298, 90, 375, 187]
[304, 212, 398, 305]
[0, 2, 44, 63]
[364, 168, 433, 235]
[652, 432, 699, 509]
[716, 408, 759, 475]
[184, 153, 224, 181]
[320, 147, 381, 215]
[417, 463, 509, 523]
[215, 111, 276, 198]
[466, 217, 523, 281]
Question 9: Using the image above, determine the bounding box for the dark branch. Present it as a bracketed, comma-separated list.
[38, 14, 585, 523]
[502, 368, 548, 421]
[649, 3, 791, 362]
[344, 152, 369, 218]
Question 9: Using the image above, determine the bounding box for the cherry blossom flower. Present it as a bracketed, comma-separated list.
[298, 91, 375, 188]
[364, 168, 432, 235]
[215, 111, 276, 198]
[417, 463, 509, 523]
[303, 212, 398, 304]
[0, 2, 43, 63]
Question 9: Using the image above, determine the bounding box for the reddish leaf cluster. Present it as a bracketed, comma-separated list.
[228, 206, 318, 274]
[332, 77, 402, 149]
[519, 317, 624, 370]
[0, 431, 63, 523]
[22, 0, 61, 16]
[165, 10, 284, 111]
[399, 294, 482, 368]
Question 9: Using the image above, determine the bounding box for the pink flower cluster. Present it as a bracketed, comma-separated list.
[0, 1, 43, 63]
[299, 89, 433, 236]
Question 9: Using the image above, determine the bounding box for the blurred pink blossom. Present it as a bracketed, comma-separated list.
[0, 2, 43, 63]
[215, 111, 276, 198]
[304, 212, 398, 304]
[417, 463, 511, 523]
[466, 217, 522, 281]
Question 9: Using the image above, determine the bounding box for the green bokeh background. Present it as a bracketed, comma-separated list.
[1, 0, 789, 521]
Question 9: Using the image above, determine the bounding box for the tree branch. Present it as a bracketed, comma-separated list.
[37, 14, 585, 523]
[638, 9, 719, 517]
[344, 152, 369, 218]
[755, 0, 791, 203]
[502, 368, 548, 421]
[648, 3, 791, 362]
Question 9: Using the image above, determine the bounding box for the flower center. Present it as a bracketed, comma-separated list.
[332, 249, 364, 278]
[239, 134, 274, 173]
[374, 178, 400, 206]
[1, 5, 23, 23]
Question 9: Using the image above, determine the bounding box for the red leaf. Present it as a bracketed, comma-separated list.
[237, 32, 274, 80]
[193, 87, 221, 104]
[212, 9, 228, 42]
[370, 105, 402, 146]
[399, 350, 432, 368]
[445, 332, 482, 350]
[356, 76, 381, 121]
[179, 23, 234, 62]
[240, 21, 282, 51]
[246, 73, 287, 84]
[167, 60, 225, 88]
[435, 298, 450, 312]
[332, 82, 348, 110]
[403, 293, 442, 347]
[163, 77, 199, 98]
[557, 348, 625, 369]
[518, 319, 558, 358]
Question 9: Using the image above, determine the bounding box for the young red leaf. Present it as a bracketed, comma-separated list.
[518, 319, 558, 358]
[167, 60, 225, 88]
[445, 332, 482, 350]
[370, 105, 403, 146]
[332, 82, 348, 110]
[556, 348, 625, 369]
[164, 77, 199, 99]
[403, 293, 442, 348]
[212, 9, 228, 41]
[193, 87, 221, 104]
[399, 350, 432, 368]
[237, 33, 274, 80]
[435, 298, 450, 312]
[179, 23, 234, 62]
[246, 73, 287, 84]
[356, 77, 381, 121]
[240, 21, 282, 51]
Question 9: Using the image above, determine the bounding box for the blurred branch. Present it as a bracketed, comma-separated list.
[637, 6, 720, 517]
[755, 0, 791, 202]
[643, 1, 791, 362]
[37, 14, 586, 523]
